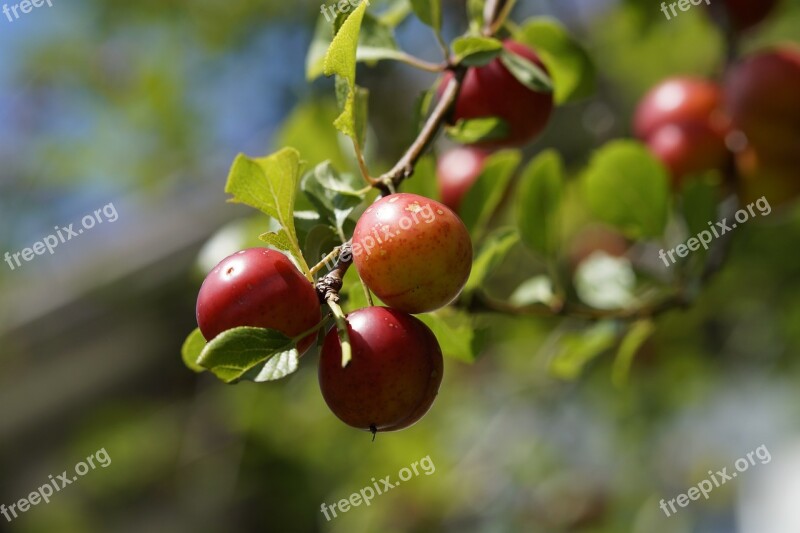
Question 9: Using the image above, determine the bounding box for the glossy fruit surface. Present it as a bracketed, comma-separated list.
[318, 307, 444, 432]
[352, 193, 473, 314]
[633, 77, 724, 139]
[196, 248, 321, 353]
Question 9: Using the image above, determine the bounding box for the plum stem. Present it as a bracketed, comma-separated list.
[327, 298, 352, 368]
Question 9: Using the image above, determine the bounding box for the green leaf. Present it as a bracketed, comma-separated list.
[225, 148, 310, 274]
[516, 149, 564, 257]
[324, 1, 370, 141]
[302, 161, 366, 239]
[514, 17, 596, 104]
[181, 329, 207, 373]
[464, 227, 520, 293]
[459, 150, 522, 239]
[309, 8, 418, 80]
[452, 36, 503, 66]
[445, 117, 510, 144]
[409, 0, 441, 30]
[550, 323, 617, 380]
[582, 141, 670, 240]
[304, 224, 341, 272]
[357, 12, 406, 64]
[499, 49, 553, 93]
[612, 319, 655, 387]
[198, 327, 297, 384]
[246, 349, 301, 382]
[417, 309, 487, 363]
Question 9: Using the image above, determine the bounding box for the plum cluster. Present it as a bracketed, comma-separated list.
[633, 1, 799, 205]
[195, 194, 472, 434]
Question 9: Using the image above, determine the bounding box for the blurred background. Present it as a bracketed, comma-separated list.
[2, 0, 800, 531]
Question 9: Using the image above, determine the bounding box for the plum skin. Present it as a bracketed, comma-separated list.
[196, 248, 321, 354]
[633, 77, 730, 184]
[443, 39, 554, 148]
[436, 147, 489, 212]
[351, 193, 473, 314]
[318, 307, 444, 432]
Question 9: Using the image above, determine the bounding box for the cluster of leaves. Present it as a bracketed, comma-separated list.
[181, 0, 728, 387]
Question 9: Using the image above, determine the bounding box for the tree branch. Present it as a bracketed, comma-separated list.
[374, 66, 467, 194]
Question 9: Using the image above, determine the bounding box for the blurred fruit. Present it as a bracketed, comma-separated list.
[736, 147, 800, 207]
[709, 0, 780, 32]
[436, 146, 488, 211]
[633, 77, 725, 139]
[634, 77, 730, 184]
[725, 47, 800, 162]
[568, 225, 629, 272]
[646, 123, 730, 186]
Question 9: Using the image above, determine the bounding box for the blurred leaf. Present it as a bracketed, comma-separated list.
[307, 15, 334, 80]
[409, 0, 442, 30]
[499, 49, 553, 93]
[582, 141, 670, 239]
[379, 0, 413, 27]
[401, 154, 440, 200]
[324, 1, 370, 141]
[681, 173, 720, 264]
[460, 150, 522, 239]
[277, 99, 349, 170]
[225, 148, 310, 274]
[445, 117, 510, 144]
[417, 309, 487, 363]
[198, 327, 297, 384]
[464, 227, 520, 293]
[357, 12, 407, 64]
[612, 319, 655, 387]
[574, 252, 636, 310]
[181, 329, 207, 373]
[515, 17, 596, 104]
[467, 0, 485, 32]
[413, 87, 436, 137]
[452, 36, 503, 66]
[517, 149, 564, 257]
[551, 323, 617, 380]
[510, 276, 555, 307]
